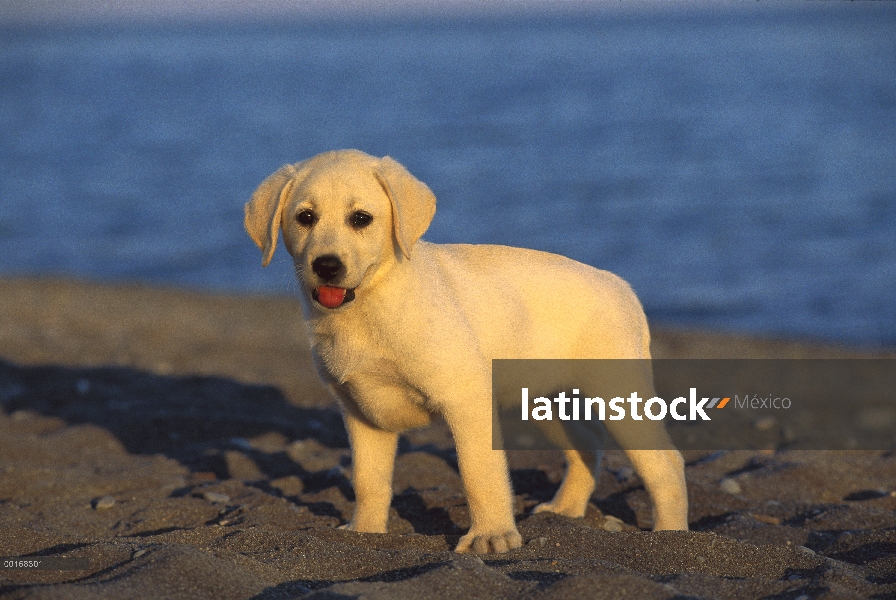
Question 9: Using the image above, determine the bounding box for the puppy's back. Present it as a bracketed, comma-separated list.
[418, 242, 650, 361]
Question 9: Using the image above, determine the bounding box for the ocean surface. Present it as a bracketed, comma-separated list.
[1, 5, 894, 347]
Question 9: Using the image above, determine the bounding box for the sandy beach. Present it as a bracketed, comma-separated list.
[1, 278, 894, 599]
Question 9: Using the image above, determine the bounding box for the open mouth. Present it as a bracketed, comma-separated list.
[312, 286, 356, 309]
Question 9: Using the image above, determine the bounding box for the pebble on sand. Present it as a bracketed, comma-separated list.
[601, 515, 626, 532]
[203, 491, 231, 504]
[720, 478, 743, 495]
[93, 495, 115, 510]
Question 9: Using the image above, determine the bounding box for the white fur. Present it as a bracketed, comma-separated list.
[245, 149, 688, 554]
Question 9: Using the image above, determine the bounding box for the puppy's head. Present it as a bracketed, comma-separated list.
[244, 150, 436, 310]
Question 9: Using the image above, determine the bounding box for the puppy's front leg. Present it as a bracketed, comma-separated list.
[341, 408, 399, 533]
[448, 408, 523, 554]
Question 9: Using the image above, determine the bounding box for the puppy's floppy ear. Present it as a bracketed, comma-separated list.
[244, 163, 302, 267]
[375, 156, 436, 259]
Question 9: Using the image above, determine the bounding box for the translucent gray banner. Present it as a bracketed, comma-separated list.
[492, 359, 896, 451]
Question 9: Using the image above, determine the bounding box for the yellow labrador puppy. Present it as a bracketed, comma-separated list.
[245, 149, 688, 554]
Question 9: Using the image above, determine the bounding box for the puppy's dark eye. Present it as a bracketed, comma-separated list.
[350, 211, 372, 229]
[296, 210, 315, 226]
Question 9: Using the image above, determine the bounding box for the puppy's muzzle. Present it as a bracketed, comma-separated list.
[310, 255, 355, 309]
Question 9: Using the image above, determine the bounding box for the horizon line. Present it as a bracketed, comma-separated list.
[0, 1, 824, 26]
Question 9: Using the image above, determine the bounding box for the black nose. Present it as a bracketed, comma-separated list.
[312, 255, 344, 282]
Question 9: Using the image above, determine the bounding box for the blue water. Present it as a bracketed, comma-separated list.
[1, 5, 895, 347]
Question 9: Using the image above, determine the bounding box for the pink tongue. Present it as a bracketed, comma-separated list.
[317, 286, 346, 308]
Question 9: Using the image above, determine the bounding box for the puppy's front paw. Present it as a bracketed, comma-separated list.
[454, 528, 523, 554]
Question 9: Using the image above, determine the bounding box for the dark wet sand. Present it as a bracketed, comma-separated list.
[1, 278, 894, 599]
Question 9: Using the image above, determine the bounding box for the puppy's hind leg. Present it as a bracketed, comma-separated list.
[625, 448, 688, 531]
[533, 449, 602, 518]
